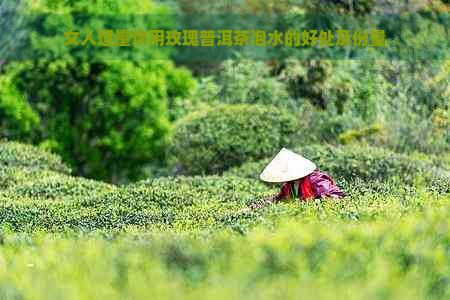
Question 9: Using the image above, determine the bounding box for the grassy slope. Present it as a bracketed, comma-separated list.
[0, 196, 449, 300]
[0, 175, 449, 299]
[0, 141, 449, 299]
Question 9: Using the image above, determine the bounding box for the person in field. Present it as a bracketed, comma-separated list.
[250, 148, 344, 209]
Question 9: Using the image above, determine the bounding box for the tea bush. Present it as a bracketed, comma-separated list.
[0, 175, 271, 232]
[168, 104, 300, 175]
[0, 172, 445, 233]
[0, 150, 449, 300]
[0, 167, 61, 189]
[0, 141, 449, 300]
[0, 167, 115, 201]
[1, 142, 447, 233]
[225, 143, 448, 186]
[0, 197, 448, 299]
[0, 141, 70, 174]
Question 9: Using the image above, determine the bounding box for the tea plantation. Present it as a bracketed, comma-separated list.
[0, 141, 449, 300]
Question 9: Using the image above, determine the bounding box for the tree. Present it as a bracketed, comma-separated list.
[0, 0, 196, 182]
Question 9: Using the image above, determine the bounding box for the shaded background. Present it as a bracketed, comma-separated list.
[0, 0, 449, 183]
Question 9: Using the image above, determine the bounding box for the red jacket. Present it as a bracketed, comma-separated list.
[275, 169, 345, 201]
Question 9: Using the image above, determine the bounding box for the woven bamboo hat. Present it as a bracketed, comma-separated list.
[259, 148, 316, 183]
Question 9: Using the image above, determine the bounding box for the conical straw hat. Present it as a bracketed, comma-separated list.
[259, 148, 316, 183]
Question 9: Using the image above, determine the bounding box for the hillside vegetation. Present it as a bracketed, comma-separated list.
[0, 140, 449, 299]
[0, 1, 448, 299]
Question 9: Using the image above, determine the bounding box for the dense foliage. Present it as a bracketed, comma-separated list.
[0, 167, 115, 201]
[0, 141, 449, 299]
[225, 143, 448, 184]
[0, 142, 448, 232]
[0, 0, 196, 182]
[0, 0, 448, 298]
[168, 104, 300, 175]
[0, 60, 195, 182]
[0, 204, 449, 300]
[1, 1, 448, 181]
[0, 141, 70, 174]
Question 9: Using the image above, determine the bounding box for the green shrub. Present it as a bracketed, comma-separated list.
[1, 60, 194, 182]
[0, 200, 449, 300]
[0, 175, 273, 232]
[0, 141, 70, 174]
[0, 171, 447, 233]
[0, 0, 196, 182]
[0, 74, 40, 139]
[0, 166, 57, 189]
[215, 60, 292, 107]
[294, 103, 368, 144]
[0, 141, 446, 233]
[225, 143, 448, 186]
[0, 197, 166, 232]
[128, 175, 274, 207]
[168, 104, 300, 175]
[338, 122, 383, 144]
[0, 168, 115, 201]
[378, 105, 450, 155]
